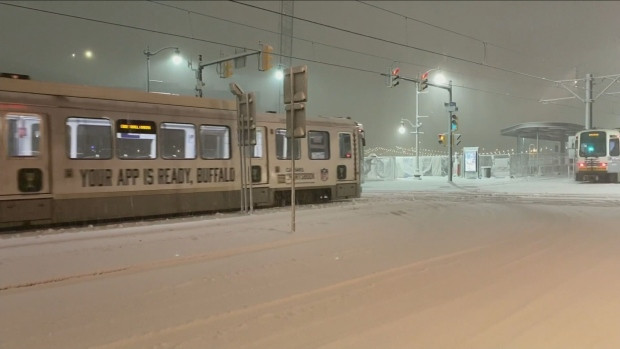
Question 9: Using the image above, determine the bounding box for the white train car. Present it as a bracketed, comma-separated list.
[0, 76, 364, 229]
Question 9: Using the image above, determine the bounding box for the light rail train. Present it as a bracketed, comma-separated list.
[0, 75, 364, 229]
[574, 128, 620, 182]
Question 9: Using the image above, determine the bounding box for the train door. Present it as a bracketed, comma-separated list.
[354, 127, 365, 182]
[338, 131, 357, 181]
[0, 111, 52, 223]
[250, 126, 268, 184]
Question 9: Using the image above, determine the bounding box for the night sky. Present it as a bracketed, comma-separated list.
[2, 1, 620, 153]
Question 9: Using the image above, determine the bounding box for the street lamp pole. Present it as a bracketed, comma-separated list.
[400, 118, 423, 178]
[143, 46, 180, 92]
[415, 83, 421, 178]
[448, 80, 453, 182]
[385, 68, 455, 182]
[413, 87, 426, 179]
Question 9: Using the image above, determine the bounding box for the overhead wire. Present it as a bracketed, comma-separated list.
[229, 0, 557, 84]
[149, 1, 430, 71]
[0, 0, 598, 112]
[355, 1, 527, 57]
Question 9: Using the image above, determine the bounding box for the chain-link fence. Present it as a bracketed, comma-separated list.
[363, 153, 573, 180]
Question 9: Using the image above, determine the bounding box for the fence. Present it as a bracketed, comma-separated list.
[363, 153, 572, 180]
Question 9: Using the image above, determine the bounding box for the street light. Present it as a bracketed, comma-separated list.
[143, 46, 181, 92]
[275, 64, 285, 80]
[433, 72, 447, 85]
[398, 121, 406, 134]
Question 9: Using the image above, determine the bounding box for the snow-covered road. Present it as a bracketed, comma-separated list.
[2, 177, 620, 348]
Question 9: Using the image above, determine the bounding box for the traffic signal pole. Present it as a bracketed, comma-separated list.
[418, 77, 456, 182]
[383, 72, 456, 182]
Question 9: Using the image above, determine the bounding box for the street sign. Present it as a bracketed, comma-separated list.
[285, 102, 306, 138]
[444, 101, 458, 112]
[284, 65, 308, 104]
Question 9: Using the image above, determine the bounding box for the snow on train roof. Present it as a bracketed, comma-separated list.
[0, 77, 236, 111]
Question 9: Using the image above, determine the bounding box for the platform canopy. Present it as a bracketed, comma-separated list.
[500, 122, 585, 142]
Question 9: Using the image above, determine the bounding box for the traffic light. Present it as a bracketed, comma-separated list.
[451, 114, 458, 131]
[389, 67, 400, 87]
[418, 71, 429, 92]
[260, 44, 273, 71]
[221, 60, 234, 78]
[438, 133, 446, 145]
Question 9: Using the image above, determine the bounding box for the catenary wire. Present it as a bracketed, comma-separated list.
[0, 1, 598, 112]
[229, 0, 557, 83]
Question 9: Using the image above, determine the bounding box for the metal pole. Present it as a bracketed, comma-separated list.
[448, 80, 453, 182]
[585, 73, 593, 129]
[239, 101, 247, 213]
[536, 131, 540, 176]
[146, 46, 150, 92]
[290, 67, 296, 232]
[246, 93, 254, 214]
[415, 83, 421, 179]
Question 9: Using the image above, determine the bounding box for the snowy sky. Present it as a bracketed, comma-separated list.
[2, 1, 620, 152]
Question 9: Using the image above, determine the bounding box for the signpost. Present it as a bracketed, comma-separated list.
[284, 65, 308, 232]
[229, 83, 256, 214]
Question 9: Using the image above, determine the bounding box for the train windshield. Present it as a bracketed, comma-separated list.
[579, 131, 607, 157]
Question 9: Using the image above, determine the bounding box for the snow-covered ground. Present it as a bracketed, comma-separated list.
[365, 174, 620, 196]
[2, 175, 620, 348]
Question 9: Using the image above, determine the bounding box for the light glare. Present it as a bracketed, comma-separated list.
[433, 73, 447, 85]
[275, 69, 284, 80]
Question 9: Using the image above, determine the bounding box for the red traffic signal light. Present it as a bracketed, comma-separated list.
[389, 67, 400, 87]
[419, 71, 429, 92]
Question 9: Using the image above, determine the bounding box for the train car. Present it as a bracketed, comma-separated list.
[0, 75, 365, 229]
[574, 128, 620, 182]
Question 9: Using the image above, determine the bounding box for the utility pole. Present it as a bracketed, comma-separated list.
[540, 73, 620, 130]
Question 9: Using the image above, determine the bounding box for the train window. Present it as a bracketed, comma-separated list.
[161, 123, 196, 159]
[308, 131, 330, 160]
[66, 117, 112, 159]
[7, 113, 41, 157]
[610, 138, 620, 156]
[200, 125, 230, 159]
[339, 133, 352, 158]
[252, 127, 265, 158]
[116, 119, 157, 159]
[276, 128, 301, 160]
